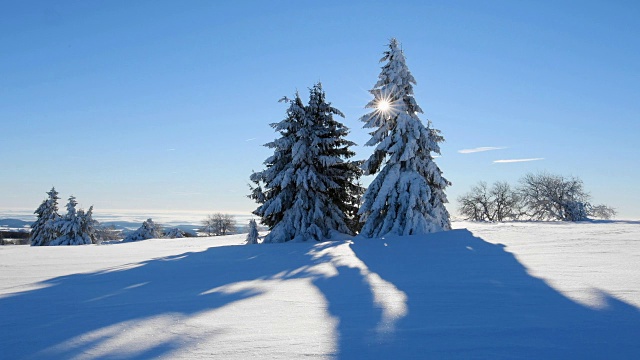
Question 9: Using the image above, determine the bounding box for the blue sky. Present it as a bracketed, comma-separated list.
[2, 0, 639, 220]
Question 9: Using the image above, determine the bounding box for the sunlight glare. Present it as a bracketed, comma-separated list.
[377, 99, 391, 112]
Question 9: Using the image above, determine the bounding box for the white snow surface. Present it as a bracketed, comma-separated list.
[1, 221, 639, 359]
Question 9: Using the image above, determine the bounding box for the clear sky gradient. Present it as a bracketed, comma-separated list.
[2, 0, 639, 220]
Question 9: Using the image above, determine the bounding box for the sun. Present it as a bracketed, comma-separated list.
[375, 94, 394, 115]
[377, 99, 391, 112]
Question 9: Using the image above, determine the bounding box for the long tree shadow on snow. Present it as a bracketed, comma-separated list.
[313, 229, 640, 359]
[2, 230, 640, 359]
[0, 242, 330, 359]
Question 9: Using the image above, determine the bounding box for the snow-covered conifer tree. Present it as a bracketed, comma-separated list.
[245, 219, 259, 244]
[124, 218, 163, 242]
[50, 196, 93, 245]
[294, 83, 363, 237]
[250, 85, 362, 242]
[80, 206, 98, 244]
[30, 187, 61, 246]
[307, 83, 364, 235]
[249, 93, 305, 242]
[358, 38, 451, 238]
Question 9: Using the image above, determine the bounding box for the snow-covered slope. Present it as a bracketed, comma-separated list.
[1, 222, 639, 359]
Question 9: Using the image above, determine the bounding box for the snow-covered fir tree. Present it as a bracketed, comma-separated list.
[249, 93, 305, 235]
[358, 38, 451, 238]
[81, 206, 98, 244]
[124, 218, 163, 242]
[50, 196, 94, 245]
[246, 219, 260, 244]
[306, 83, 364, 235]
[30, 187, 61, 246]
[250, 84, 362, 242]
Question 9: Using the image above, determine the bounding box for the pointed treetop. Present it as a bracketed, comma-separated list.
[66, 196, 78, 216]
[47, 187, 60, 199]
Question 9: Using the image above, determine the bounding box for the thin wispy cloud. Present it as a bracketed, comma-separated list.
[458, 146, 506, 154]
[245, 138, 256, 142]
[493, 158, 544, 163]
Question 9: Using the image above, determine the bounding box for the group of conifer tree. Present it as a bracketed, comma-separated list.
[30, 187, 97, 246]
[250, 38, 451, 242]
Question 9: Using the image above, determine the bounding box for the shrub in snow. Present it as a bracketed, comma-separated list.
[124, 218, 163, 242]
[165, 227, 185, 239]
[246, 219, 259, 244]
[94, 224, 122, 243]
[250, 84, 362, 242]
[30, 187, 61, 246]
[563, 201, 589, 222]
[588, 204, 616, 220]
[358, 38, 451, 238]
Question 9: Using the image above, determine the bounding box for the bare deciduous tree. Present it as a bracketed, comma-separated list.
[458, 181, 521, 222]
[458, 182, 492, 222]
[518, 172, 590, 221]
[491, 181, 522, 222]
[461, 173, 617, 222]
[201, 216, 216, 236]
[201, 213, 237, 236]
[587, 204, 617, 220]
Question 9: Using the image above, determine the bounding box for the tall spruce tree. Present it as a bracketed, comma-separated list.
[249, 93, 305, 239]
[250, 84, 362, 242]
[358, 38, 451, 237]
[30, 187, 61, 246]
[305, 83, 363, 235]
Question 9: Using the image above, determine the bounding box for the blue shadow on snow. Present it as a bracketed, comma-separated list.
[317, 229, 640, 359]
[1, 229, 639, 359]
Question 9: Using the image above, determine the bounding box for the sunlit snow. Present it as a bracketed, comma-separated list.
[1, 221, 639, 359]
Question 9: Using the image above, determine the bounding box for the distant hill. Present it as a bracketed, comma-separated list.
[0, 219, 31, 229]
[99, 221, 147, 231]
[100, 221, 198, 231]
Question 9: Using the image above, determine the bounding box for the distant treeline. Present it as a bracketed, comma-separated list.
[0, 230, 30, 245]
[0, 230, 30, 239]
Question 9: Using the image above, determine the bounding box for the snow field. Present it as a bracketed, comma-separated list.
[461, 221, 640, 309]
[1, 221, 639, 359]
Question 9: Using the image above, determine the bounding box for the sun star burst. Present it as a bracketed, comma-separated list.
[377, 99, 391, 112]
[375, 93, 396, 118]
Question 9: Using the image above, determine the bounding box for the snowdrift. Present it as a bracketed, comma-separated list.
[1, 222, 639, 359]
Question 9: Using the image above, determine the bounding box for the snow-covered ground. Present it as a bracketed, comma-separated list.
[1, 221, 639, 359]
